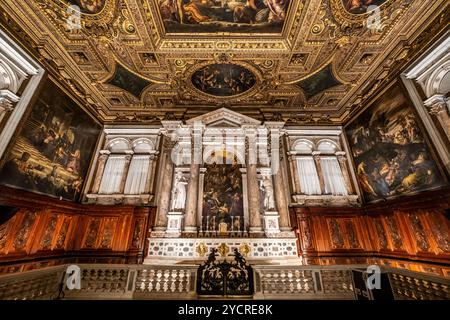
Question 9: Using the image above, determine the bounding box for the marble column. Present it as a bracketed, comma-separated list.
[274, 167, 291, 231]
[312, 151, 325, 194]
[143, 154, 157, 194]
[118, 153, 133, 193]
[247, 163, 262, 232]
[288, 154, 301, 194]
[336, 152, 353, 195]
[246, 129, 263, 233]
[154, 137, 175, 231]
[91, 151, 110, 194]
[184, 162, 200, 233]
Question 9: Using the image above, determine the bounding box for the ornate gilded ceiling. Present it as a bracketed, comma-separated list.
[0, 0, 448, 124]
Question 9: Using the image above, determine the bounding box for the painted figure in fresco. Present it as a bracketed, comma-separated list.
[192, 64, 256, 97]
[159, 0, 290, 28]
[66, 149, 81, 175]
[0, 80, 101, 201]
[171, 171, 188, 210]
[69, 0, 106, 14]
[356, 162, 376, 196]
[346, 85, 445, 203]
[202, 161, 244, 232]
[264, 0, 289, 22]
[343, 0, 386, 14]
[0, 152, 33, 189]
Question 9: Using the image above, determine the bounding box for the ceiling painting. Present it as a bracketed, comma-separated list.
[60, 0, 107, 14]
[1, 0, 447, 123]
[341, 0, 389, 15]
[157, 0, 291, 34]
[191, 64, 256, 97]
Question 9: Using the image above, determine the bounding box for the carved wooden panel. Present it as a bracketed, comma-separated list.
[12, 209, 37, 253]
[407, 213, 430, 253]
[0, 186, 155, 270]
[384, 215, 403, 251]
[328, 218, 345, 249]
[83, 218, 101, 249]
[291, 188, 450, 263]
[131, 218, 145, 250]
[373, 217, 389, 250]
[99, 218, 117, 249]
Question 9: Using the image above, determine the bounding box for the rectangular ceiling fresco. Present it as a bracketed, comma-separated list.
[157, 0, 291, 33]
[0, 79, 101, 201]
[345, 84, 448, 203]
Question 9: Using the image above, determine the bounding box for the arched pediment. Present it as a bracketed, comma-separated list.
[186, 108, 261, 128]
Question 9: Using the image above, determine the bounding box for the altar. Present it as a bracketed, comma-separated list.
[146, 108, 298, 264]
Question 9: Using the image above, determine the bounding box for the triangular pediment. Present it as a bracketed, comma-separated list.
[186, 108, 261, 127]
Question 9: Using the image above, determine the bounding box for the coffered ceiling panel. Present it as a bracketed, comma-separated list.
[0, 0, 448, 124]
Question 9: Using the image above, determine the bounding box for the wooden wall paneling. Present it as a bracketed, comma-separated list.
[423, 210, 450, 257]
[30, 209, 55, 254]
[9, 209, 40, 255]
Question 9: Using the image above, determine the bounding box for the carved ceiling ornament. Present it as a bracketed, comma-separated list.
[0, 0, 447, 123]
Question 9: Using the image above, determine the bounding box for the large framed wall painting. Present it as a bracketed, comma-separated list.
[0, 79, 101, 201]
[345, 82, 448, 203]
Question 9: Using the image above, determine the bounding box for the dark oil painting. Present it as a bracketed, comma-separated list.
[107, 64, 151, 98]
[346, 85, 447, 203]
[158, 0, 291, 33]
[202, 155, 244, 233]
[296, 64, 342, 100]
[342, 0, 388, 14]
[192, 64, 256, 97]
[0, 80, 101, 201]
[63, 0, 106, 14]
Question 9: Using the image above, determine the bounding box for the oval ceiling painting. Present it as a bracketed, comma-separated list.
[342, 0, 388, 14]
[192, 64, 256, 97]
[62, 0, 107, 14]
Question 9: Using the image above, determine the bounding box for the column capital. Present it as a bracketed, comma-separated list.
[0, 89, 20, 112]
[99, 150, 111, 156]
[424, 94, 449, 114]
[311, 151, 321, 158]
[335, 151, 347, 160]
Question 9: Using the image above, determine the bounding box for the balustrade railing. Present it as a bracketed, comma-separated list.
[0, 265, 66, 300]
[386, 268, 449, 300]
[253, 266, 355, 299]
[0, 264, 448, 300]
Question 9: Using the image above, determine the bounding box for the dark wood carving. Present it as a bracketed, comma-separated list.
[384, 215, 403, 250]
[344, 219, 360, 249]
[131, 218, 144, 249]
[100, 218, 116, 249]
[427, 211, 450, 252]
[0, 221, 10, 252]
[41, 214, 58, 250]
[299, 217, 312, 250]
[84, 218, 101, 248]
[373, 218, 388, 250]
[408, 213, 430, 252]
[55, 217, 70, 249]
[329, 218, 344, 249]
[13, 210, 36, 251]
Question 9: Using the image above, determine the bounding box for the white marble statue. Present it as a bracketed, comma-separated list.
[260, 175, 276, 210]
[171, 171, 188, 210]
